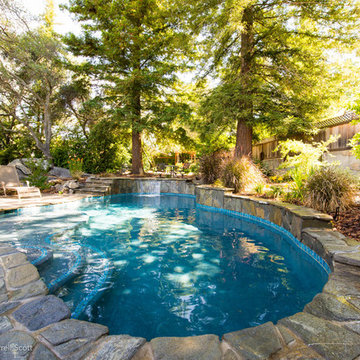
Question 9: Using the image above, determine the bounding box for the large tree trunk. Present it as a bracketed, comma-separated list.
[235, 6, 254, 159]
[130, 21, 144, 175]
[132, 128, 143, 175]
[130, 80, 144, 175]
[235, 119, 252, 157]
[43, 92, 53, 163]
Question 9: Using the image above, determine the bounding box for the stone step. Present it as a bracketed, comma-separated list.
[86, 178, 114, 184]
[80, 187, 111, 193]
[85, 183, 113, 188]
[75, 188, 109, 195]
[82, 184, 110, 190]
[18, 246, 53, 268]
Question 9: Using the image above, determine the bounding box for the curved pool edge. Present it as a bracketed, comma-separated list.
[0, 179, 360, 359]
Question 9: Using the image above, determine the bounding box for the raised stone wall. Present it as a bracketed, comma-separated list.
[111, 178, 196, 196]
[1, 179, 360, 359]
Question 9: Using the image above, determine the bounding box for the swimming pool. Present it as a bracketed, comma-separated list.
[0, 194, 329, 339]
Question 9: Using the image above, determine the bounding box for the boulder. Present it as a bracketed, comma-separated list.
[8, 158, 51, 179]
[31, 344, 58, 360]
[54, 180, 80, 193]
[22, 158, 51, 170]
[67, 180, 80, 189]
[0, 301, 21, 315]
[48, 166, 71, 179]
[62, 180, 80, 190]
[40, 319, 108, 346]
[8, 159, 31, 179]
[9, 279, 48, 301]
[304, 293, 360, 321]
[54, 183, 64, 192]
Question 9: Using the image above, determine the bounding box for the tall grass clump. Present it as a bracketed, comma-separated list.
[68, 157, 84, 180]
[222, 157, 265, 193]
[199, 151, 227, 184]
[304, 165, 357, 212]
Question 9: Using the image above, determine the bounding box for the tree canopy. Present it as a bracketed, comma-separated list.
[0, 0, 359, 173]
[63, 0, 195, 174]
[0, 0, 66, 160]
[197, 0, 360, 156]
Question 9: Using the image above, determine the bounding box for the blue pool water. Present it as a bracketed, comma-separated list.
[0, 194, 329, 339]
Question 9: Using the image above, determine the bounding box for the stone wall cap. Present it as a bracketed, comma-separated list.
[224, 194, 333, 221]
[197, 185, 234, 191]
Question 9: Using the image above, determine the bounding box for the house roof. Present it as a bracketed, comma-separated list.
[317, 111, 359, 129]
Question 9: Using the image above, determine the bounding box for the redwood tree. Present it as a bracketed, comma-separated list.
[198, 0, 360, 158]
[64, 0, 193, 174]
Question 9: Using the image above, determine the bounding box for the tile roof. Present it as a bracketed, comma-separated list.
[317, 111, 359, 129]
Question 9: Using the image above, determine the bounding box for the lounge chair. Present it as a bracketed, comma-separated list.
[0, 165, 42, 199]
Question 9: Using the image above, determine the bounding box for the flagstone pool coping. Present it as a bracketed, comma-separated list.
[0, 178, 360, 359]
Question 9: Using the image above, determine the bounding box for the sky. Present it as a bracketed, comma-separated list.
[19, 0, 81, 35]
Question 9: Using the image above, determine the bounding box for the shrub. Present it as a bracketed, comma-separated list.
[25, 160, 51, 190]
[51, 121, 131, 175]
[265, 185, 284, 199]
[199, 151, 227, 184]
[254, 183, 264, 195]
[277, 136, 338, 201]
[68, 158, 84, 179]
[304, 165, 357, 212]
[254, 159, 273, 177]
[350, 131, 360, 160]
[221, 157, 265, 193]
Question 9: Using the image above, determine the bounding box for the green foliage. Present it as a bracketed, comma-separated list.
[253, 159, 273, 178]
[68, 157, 83, 179]
[51, 120, 132, 174]
[277, 137, 337, 201]
[221, 157, 265, 193]
[197, 0, 360, 148]
[189, 163, 200, 175]
[265, 185, 284, 200]
[25, 160, 50, 190]
[288, 168, 307, 202]
[304, 165, 357, 212]
[254, 183, 264, 195]
[351, 132, 360, 159]
[86, 121, 131, 173]
[63, 0, 195, 173]
[350, 107, 360, 159]
[0, 3, 67, 160]
[56, 77, 106, 137]
[269, 174, 289, 183]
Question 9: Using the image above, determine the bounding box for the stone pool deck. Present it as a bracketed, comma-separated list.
[0, 193, 91, 213]
[1, 179, 360, 359]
